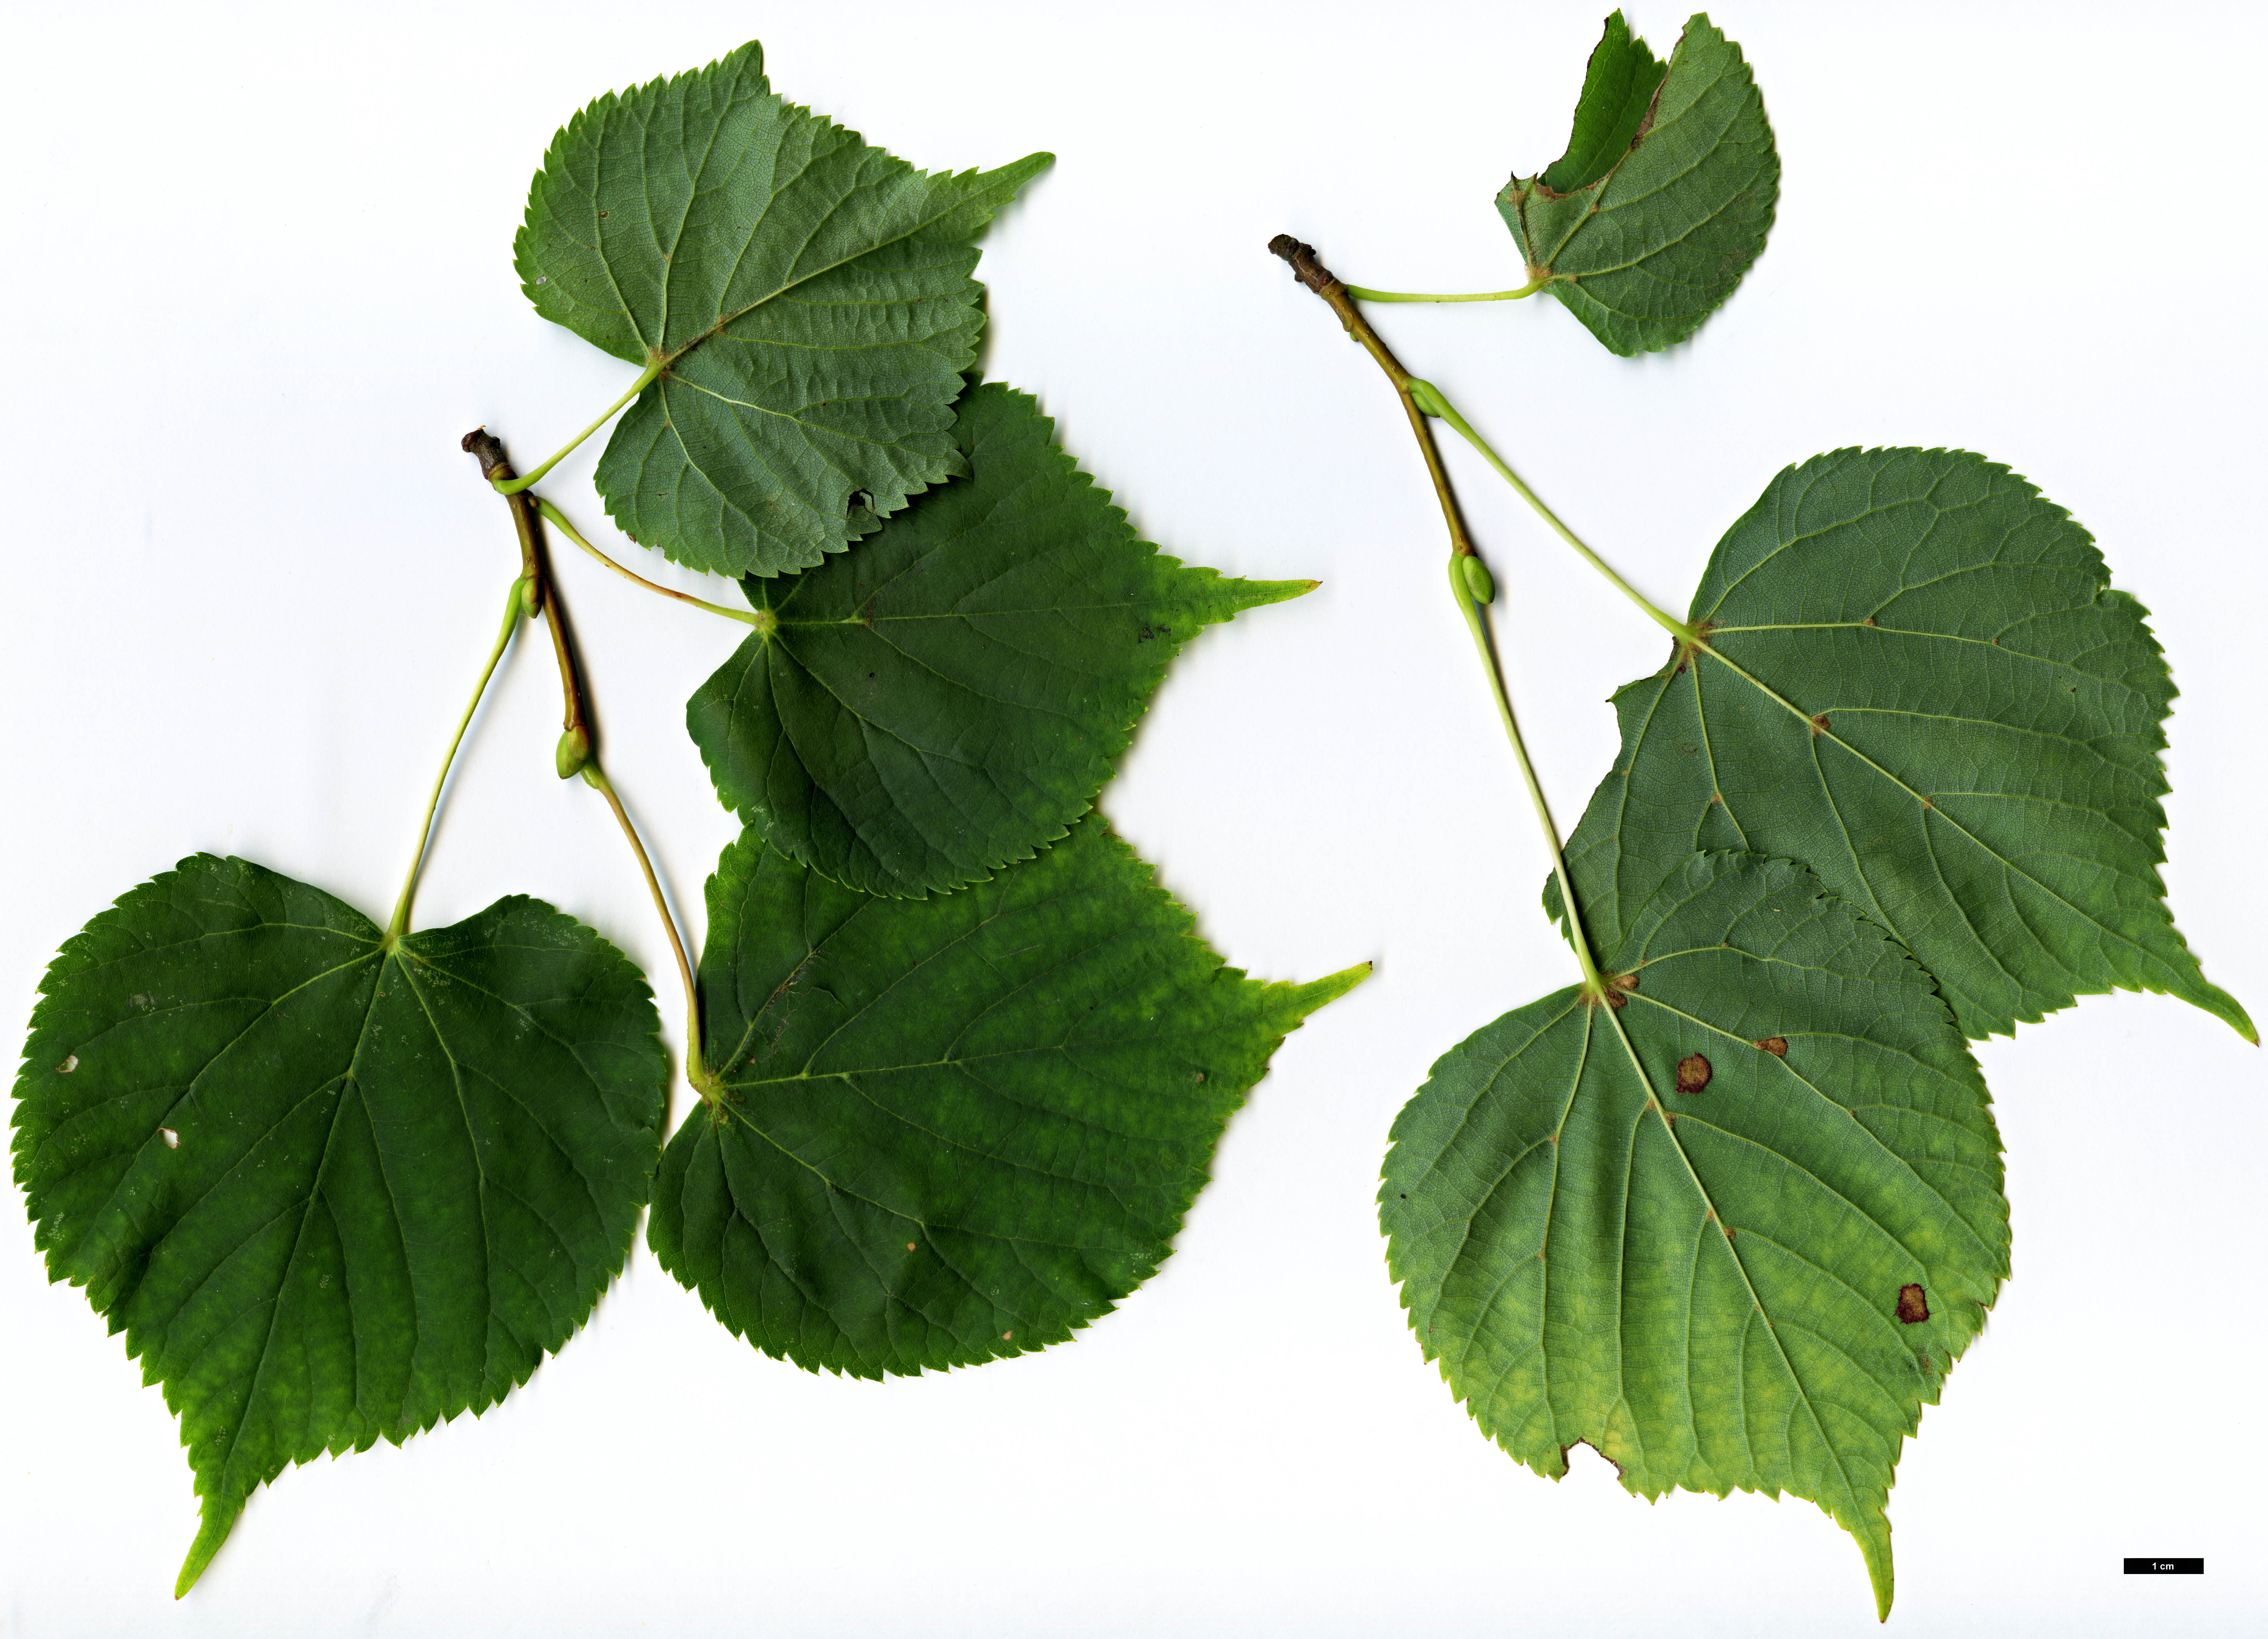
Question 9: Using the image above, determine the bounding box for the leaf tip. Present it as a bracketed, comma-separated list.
[174, 1498, 239, 1598]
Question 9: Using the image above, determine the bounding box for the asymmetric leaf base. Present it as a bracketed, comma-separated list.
[654, 817, 1367, 1375]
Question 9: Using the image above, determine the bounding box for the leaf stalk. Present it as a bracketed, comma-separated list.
[1422, 385, 1693, 644]
[491, 359, 665, 495]
[533, 497, 764, 625]
[388, 576, 526, 939]
[1341, 278, 1548, 303]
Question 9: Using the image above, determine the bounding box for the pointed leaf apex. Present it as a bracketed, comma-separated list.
[174, 1499, 239, 1598]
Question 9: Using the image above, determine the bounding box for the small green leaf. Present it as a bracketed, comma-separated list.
[517, 42, 1051, 577]
[648, 817, 1366, 1377]
[1548, 447, 2253, 1042]
[10, 857, 666, 1591]
[1386, 853, 2009, 1620]
[1501, 14, 1777, 355]
[1539, 10, 1666, 195]
[688, 382, 1312, 897]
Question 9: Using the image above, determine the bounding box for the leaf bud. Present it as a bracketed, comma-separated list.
[555, 725, 592, 779]
[1461, 553, 1497, 604]
[1407, 378, 1450, 419]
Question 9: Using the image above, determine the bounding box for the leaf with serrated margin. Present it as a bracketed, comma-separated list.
[10, 857, 666, 1594]
[517, 42, 1051, 577]
[688, 382, 1314, 898]
[647, 816, 1366, 1378]
[1546, 447, 2253, 1043]
[1500, 13, 1777, 355]
[1386, 852, 2008, 1620]
[1539, 10, 1665, 195]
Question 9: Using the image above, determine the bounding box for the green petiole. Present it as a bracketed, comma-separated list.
[388, 576, 526, 938]
[1342, 277, 1548, 303]
[490, 359, 665, 495]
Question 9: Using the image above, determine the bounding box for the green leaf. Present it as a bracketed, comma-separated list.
[687, 382, 1313, 898]
[10, 857, 667, 1593]
[1385, 853, 2009, 1620]
[1500, 13, 1777, 355]
[1539, 11, 1666, 195]
[648, 816, 1366, 1378]
[1547, 447, 2253, 1042]
[516, 42, 1052, 577]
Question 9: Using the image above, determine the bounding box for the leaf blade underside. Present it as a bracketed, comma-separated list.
[648, 817, 1366, 1377]
[688, 381, 1312, 898]
[10, 857, 667, 1592]
[1501, 13, 1778, 355]
[1385, 853, 2009, 1620]
[516, 41, 1051, 576]
[1548, 447, 2252, 1042]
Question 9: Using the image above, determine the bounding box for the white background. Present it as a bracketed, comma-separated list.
[3, 2, 2262, 1633]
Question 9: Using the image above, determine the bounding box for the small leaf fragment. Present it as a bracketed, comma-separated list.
[11, 857, 666, 1590]
[1548, 447, 2253, 1042]
[1386, 853, 2010, 1620]
[1500, 14, 1778, 355]
[688, 382, 1311, 897]
[648, 817, 1366, 1377]
[517, 42, 1052, 576]
[1539, 10, 1667, 195]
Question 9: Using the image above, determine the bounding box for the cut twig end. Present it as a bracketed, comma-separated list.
[1269, 234, 1342, 297]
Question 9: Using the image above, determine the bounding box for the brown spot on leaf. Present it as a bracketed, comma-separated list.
[1708, 791, 1724, 805]
[1612, 972, 1639, 992]
[1001, 1331, 1014, 1341]
[1675, 1053, 1712, 1095]
[1862, 616, 1877, 627]
[1921, 795, 1935, 809]
[56, 1054, 77, 1074]
[1756, 1036, 1788, 1057]
[1810, 713, 1831, 736]
[1896, 1284, 1930, 1325]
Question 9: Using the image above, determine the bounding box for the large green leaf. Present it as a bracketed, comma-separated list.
[1385, 852, 2009, 1620]
[517, 42, 1051, 577]
[648, 817, 1366, 1377]
[1500, 13, 1777, 355]
[1547, 447, 2253, 1042]
[687, 382, 1313, 898]
[10, 857, 667, 1593]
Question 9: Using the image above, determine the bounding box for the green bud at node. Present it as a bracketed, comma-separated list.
[1461, 553, 1497, 605]
[1408, 378, 1449, 419]
[555, 725, 592, 780]
[520, 577, 543, 618]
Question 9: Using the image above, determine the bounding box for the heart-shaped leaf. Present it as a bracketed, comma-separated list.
[687, 381, 1313, 897]
[1547, 447, 2254, 1042]
[10, 857, 667, 1593]
[517, 42, 1051, 576]
[648, 817, 1366, 1377]
[1386, 852, 2008, 1620]
[1500, 13, 1777, 355]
